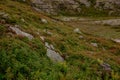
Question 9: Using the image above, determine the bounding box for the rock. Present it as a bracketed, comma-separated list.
[0, 12, 9, 19]
[94, 19, 120, 26]
[45, 42, 55, 50]
[47, 31, 53, 35]
[95, 0, 120, 10]
[74, 28, 82, 34]
[45, 42, 64, 62]
[91, 43, 98, 47]
[79, 35, 84, 39]
[100, 62, 112, 80]
[9, 25, 33, 40]
[30, 0, 120, 15]
[21, 18, 25, 22]
[40, 36, 45, 41]
[62, 17, 71, 22]
[2, 14, 9, 19]
[101, 63, 112, 72]
[79, 0, 91, 7]
[46, 48, 64, 62]
[44, 29, 53, 36]
[111, 38, 120, 43]
[45, 42, 51, 49]
[41, 18, 48, 24]
[50, 44, 55, 50]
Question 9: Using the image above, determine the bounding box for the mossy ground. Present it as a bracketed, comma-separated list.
[0, 0, 120, 80]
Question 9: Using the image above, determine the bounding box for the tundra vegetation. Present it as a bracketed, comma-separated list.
[0, 0, 120, 80]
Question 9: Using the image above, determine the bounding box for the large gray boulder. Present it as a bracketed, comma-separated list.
[45, 42, 64, 63]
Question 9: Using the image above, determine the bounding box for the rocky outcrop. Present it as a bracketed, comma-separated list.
[95, 0, 120, 10]
[45, 42, 64, 63]
[95, 0, 120, 15]
[9, 25, 34, 40]
[29, 0, 120, 16]
[94, 19, 120, 26]
[31, 0, 81, 15]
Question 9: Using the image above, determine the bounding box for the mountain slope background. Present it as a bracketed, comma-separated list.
[0, 0, 120, 80]
[30, 0, 120, 16]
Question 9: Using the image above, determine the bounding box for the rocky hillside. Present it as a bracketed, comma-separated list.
[0, 0, 120, 80]
[28, 0, 120, 16]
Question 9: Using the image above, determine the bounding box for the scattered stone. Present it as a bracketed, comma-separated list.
[45, 42, 64, 62]
[100, 62, 112, 80]
[62, 17, 72, 21]
[91, 43, 98, 47]
[74, 28, 82, 34]
[47, 31, 53, 35]
[79, 35, 84, 39]
[40, 36, 45, 41]
[9, 26, 34, 40]
[101, 63, 112, 72]
[44, 29, 53, 36]
[79, 0, 91, 7]
[111, 38, 120, 43]
[21, 18, 25, 22]
[41, 18, 48, 24]
[50, 44, 55, 50]
[0, 12, 9, 19]
[95, 0, 120, 11]
[2, 14, 9, 19]
[46, 48, 64, 62]
[45, 42, 51, 49]
[94, 19, 120, 26]
[45, 42, 54, 50]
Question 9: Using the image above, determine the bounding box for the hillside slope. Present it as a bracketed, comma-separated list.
[30, 0, 120, 16]
[0, 0, 120, 80]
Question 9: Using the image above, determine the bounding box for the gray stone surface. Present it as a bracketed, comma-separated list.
[111, 38, 120, 43]
[91, 43, 98, 47]
[74, 28, 82, 34]
[30, 0, 120, 15]
[40, 36, 45, 41]
[45, 42, 64, 62]
[94, 19, 120, 26]
[41, 18, 48, 24]
[101, 63, 112, 72]
[79, 0, 91, 7]
[9, 26, 34, 40]
[44, 29, 53, 35]
[46, 48, 64, 62]
[0, 12, 9, 19]
[79, 35, 84, 39]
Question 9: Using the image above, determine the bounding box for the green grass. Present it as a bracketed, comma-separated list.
[0, 0, 120, 80]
